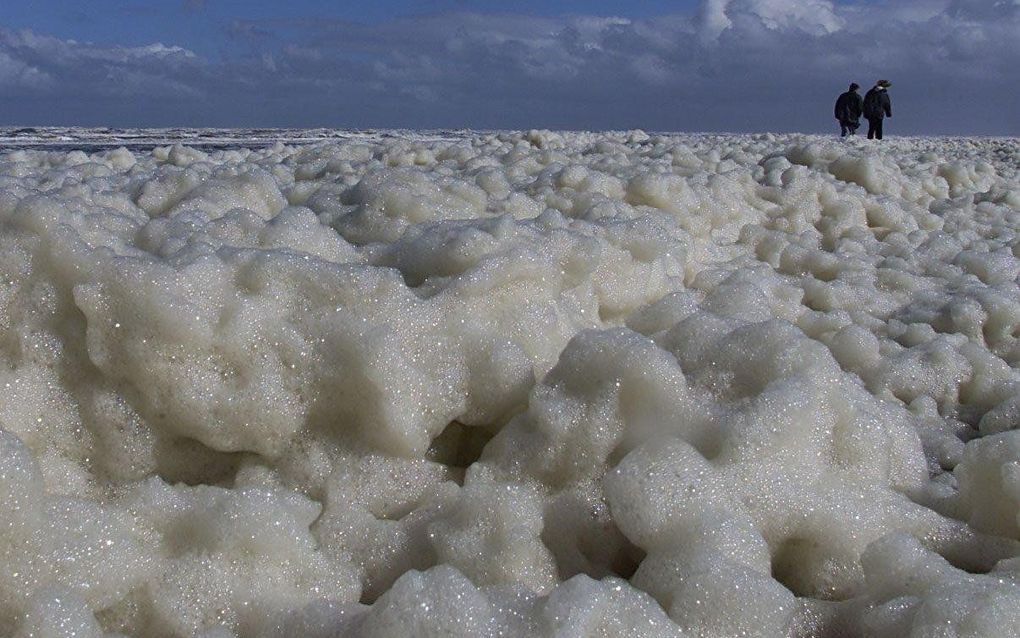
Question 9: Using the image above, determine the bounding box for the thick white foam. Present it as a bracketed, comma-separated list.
[1, 130, 1019, 637]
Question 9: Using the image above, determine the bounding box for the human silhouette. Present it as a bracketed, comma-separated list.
[863, 80, 892, 140]
[834, 83, 863, 137]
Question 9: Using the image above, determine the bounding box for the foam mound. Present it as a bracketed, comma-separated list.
[1, 130, 1020, 637]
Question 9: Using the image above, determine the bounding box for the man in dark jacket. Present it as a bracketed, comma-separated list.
[834, 83, 863, 137]
[863, 80, 892, 140]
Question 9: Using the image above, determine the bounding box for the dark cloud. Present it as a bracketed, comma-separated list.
[1, 0, 1018, 134]
[948, 0, 1019, 19]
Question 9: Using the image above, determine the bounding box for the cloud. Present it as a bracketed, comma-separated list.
[0, 28, 206, 126]
[701, 0, 843, 39]
[728, 0, 844, 35]
[948, 0, 1019, 19]
[0, 29, 197, 77]
[0, 49, 51, 90]
[0, 1, 1018, 134]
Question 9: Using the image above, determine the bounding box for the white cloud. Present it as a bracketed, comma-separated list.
[699, 0, 734, 40]
[0, 27, 203, 102]
[698, 0, 843, 39]
[728, 0, 844, 35]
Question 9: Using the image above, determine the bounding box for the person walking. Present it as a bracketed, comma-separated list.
[863, 80, 892, 140]
[834, 83, 863, 137]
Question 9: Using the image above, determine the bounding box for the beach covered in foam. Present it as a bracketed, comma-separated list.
[1, 129, 1020, 637]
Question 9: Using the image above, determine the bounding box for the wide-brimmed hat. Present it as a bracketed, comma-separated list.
[876, 80, 892, 88]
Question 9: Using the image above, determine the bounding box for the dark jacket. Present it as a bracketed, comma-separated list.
[834, 90, 863, 123]
[863, 87, 892, 120]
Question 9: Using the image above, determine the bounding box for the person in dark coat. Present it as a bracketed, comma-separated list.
[834, 83, 863, 137]
[863, 80, 892, 140]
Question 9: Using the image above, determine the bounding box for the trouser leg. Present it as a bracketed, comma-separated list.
[867, 119, 877, 139]
[875, 119, 883, 140]
[841, 123, 849, 137]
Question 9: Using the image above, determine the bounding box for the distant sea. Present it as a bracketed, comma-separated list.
[0, 126, 469, 153]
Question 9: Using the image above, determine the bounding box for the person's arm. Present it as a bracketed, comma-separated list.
[884, 94, 892, 117]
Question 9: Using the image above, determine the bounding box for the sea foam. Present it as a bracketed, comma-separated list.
[1, 130, 1019, 637]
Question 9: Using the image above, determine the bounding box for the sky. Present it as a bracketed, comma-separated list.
[0, 0, 1018, 135]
